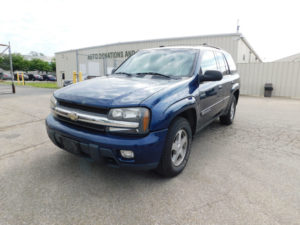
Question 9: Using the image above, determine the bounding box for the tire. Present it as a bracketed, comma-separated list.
[220, 96, 236, 125]
[155, 117, 192, 177]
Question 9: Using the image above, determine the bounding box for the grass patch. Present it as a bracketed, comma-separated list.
[0, 81, 59, 89]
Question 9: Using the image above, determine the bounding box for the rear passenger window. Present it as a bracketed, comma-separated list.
[200, 51, 218, 74]
[215, 51, 229, 75]
[224, 52, 237, 74]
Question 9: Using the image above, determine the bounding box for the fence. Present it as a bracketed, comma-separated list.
[238, 62, 300, 98]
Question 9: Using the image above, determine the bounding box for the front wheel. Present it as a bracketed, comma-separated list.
[220, 96, 236, 125]
[155, 117, 192, 177]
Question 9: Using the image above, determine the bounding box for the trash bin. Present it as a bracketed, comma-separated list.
[264, 83, 273, 97]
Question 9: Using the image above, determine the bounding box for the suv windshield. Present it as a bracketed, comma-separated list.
[115, 49, 198, 77]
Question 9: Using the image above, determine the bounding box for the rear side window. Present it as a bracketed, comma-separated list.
[215, 51, 229, 75]
[224, 52, 237, 74]
[200, 51, 218, 74]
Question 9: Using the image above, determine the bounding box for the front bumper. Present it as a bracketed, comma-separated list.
[46, 114, 168, 170]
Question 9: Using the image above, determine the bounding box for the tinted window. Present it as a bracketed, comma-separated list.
[215, 51, 229, 74]
[200, 51, 218, 74]
[224, 52, 237, 73]
[116, 49, 197, 77]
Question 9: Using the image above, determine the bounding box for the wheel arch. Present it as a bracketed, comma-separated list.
[164, 99, 197, 135]
[174, 108, 197, 135]
[233, 89, 240, 104]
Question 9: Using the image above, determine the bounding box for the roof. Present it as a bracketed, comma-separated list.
[274, 53, 300, 62]
[55, 33, 261, 61]
[55, 33, 241, 54]
[240, 35, 262, 62]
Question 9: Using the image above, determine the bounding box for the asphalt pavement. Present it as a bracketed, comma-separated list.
[0, 85, 300, 225]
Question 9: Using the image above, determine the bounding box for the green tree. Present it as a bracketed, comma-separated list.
[29, 58, 44, 72]
[0, 53, 54, 73]
[50, 58, 56, 72]
[22, 59, 30, 72]
[0, 54, 28, 71]
[11, 54, 25, 71]
[0, 55, 10, 70]
[42, 61, 51, 73]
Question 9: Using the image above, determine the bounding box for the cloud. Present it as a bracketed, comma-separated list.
[1, 0, 300, 61]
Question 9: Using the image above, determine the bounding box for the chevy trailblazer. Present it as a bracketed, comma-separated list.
[46, 46, 240, 177]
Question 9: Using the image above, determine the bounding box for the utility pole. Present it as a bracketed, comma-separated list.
[236, 19, 240, 33]
[8, 42, 15, 93]
[0, 42, 15, 93]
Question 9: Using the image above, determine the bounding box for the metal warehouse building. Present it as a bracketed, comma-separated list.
[55, 33, 261, 86]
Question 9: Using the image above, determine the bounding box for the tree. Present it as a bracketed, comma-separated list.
[22, 59, 30, 72]
[0, 53, 55, 73]
[42, 61, 51, 73]
[0, 55, 10, 70]
[0, 53, 26, 71]
[29, 58, 44, 72]
[12, 54, 25, 71]
[50, 58, 56, 72]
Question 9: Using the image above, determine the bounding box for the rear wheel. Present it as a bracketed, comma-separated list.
[220, 96, 236, 125]
[155, 117, 192, 177]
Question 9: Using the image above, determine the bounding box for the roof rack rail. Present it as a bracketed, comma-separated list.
[201, 43, 220, 49]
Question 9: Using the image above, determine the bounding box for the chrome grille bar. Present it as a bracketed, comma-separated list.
[52, 106, 139, 128]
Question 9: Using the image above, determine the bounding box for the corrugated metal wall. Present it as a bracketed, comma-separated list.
[238, 62, 300, 98]
[56, 35, 241, 83]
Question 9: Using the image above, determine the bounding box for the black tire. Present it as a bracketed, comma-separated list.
[155, 117, 192, 177]
[220, 96, 237, 125]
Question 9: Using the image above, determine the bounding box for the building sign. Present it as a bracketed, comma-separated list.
[88, 50, 137, 60]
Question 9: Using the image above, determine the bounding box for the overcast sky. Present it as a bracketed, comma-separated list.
[1, 0, 299, 61]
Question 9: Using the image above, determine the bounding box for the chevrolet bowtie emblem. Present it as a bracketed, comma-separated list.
[68, 112, 79, 121]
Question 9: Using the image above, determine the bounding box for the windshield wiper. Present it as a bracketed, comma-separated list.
[136, 72, 171, 78]
[115, 72, 133, 76]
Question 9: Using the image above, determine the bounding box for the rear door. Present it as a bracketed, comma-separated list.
[197, 50, 222, 126]
[214, 51, 232, 110]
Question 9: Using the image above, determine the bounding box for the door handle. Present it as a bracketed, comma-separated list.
[218, 85, 223, 89]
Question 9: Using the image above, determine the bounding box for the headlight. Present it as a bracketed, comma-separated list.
[108, 107, 150, 134]
[50, 95, 57, 110]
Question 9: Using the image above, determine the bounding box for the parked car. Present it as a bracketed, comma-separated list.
[0, 73, 12, 80]
[14, 73, 29, 81]
[42, 74, 57, 81]
[46, 46, 240, 177]
[27, 74, 43, 81]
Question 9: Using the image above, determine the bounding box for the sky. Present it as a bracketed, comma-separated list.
[0, 0, 300, 61]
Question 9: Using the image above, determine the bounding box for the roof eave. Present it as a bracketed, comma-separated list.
[55, 33, 242, 54]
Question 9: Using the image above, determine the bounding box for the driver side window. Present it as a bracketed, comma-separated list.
[200, 51, 218, 74]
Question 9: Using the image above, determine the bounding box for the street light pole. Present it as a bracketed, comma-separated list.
[8, 42, 15, 93]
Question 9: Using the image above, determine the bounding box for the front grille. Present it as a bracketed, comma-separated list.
[58, 100, 109, 115]
[56, 114, 106, 132]
[55, 100, 108, 132]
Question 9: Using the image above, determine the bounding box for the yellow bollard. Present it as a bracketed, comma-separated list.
[21, 72, 25, 86]
[73, 71, 77, 83]
[17, 72, 20, 84]
[79, 72, 83, 82]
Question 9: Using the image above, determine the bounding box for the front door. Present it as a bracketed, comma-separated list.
[197, 50, 222, 127]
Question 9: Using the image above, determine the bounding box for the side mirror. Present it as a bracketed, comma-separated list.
[111, 68, 116, 74]
[201, 70, 223, 82]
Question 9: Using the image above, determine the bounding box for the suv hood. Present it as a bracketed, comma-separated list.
[54, 76, 176, 108]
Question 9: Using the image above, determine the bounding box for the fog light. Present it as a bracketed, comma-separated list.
[120, 150, 134, 159]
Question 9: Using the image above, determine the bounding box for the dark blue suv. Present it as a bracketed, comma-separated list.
[46, 46, 240, 177]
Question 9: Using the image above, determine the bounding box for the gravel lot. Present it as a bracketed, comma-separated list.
[0, 85, 300, 225]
